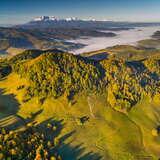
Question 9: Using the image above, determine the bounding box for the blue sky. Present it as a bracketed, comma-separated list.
[0, 0, 160, 25]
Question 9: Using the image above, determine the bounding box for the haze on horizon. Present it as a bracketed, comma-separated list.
[0, 0, 160, 26]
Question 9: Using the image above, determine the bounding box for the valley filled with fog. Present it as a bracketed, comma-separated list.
[68, 26, 160, 54]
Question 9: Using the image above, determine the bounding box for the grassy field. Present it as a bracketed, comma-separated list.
[138, 39, 160, 50]
[83, 44, 160, 61]
[0, 73, 159, 159]
[129, 97, 160, 158]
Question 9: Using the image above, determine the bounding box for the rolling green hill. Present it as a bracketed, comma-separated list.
[0, 49, 160, 159]
[83, 44, 160, 61]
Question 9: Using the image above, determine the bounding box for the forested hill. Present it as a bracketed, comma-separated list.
[0, 49, 159, 112]
[1, 49, 160, 159]
[12, 51, 104, 102]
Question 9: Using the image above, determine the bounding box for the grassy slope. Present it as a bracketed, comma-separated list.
[83, 44, 160, 61]
[138, 39, 160, 49]
[0, 73, 159, 159]
[0, 73, 27, 129]
[129, 97, 160, 158]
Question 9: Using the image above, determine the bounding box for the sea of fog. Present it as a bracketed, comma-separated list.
[68, 26, 160, 54]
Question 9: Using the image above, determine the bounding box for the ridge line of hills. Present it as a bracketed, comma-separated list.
[0, 41, 160, 159]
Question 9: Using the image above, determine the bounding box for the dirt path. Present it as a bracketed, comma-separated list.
[87, 96, 95, 118]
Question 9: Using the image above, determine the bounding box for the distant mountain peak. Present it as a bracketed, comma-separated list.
[30, 16, 116, 24]
[33, 16, 59, 22]
[65, 17, 79, 21]
[33, 16, 80, 22]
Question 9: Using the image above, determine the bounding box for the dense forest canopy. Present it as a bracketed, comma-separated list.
[12, 52, 104, 102]
[0, 124, 62, 160]
[0, 49, 158, 112]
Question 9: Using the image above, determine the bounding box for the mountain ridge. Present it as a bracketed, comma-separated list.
[16, 16, 160, 29]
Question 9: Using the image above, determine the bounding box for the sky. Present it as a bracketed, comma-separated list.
[0, 0, 160, 25]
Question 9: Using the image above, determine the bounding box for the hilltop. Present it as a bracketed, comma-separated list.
[0, 47, 160, 159]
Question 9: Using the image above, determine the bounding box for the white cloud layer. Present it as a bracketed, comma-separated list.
[68, 26, 160, 54]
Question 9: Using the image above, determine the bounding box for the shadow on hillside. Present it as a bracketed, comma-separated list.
[36, 119, 102, 160]
[57, 124, 102, 160]
[59, 142, 102, 160]
[0, 89, 26, 130]
[127, 60, 160, 88]
[88, 52, 108, 61]
[0, 89, 103, 159]
[0, 89, 19, 116]
[0, 65, 12, 80]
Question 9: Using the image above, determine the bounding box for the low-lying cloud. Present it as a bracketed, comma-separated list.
[68, 26, 160, 54]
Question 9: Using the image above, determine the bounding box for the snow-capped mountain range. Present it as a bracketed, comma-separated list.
[16, 16, 160, 29]
[33, 16, 59, 21]
[32, 16, 97, 22]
